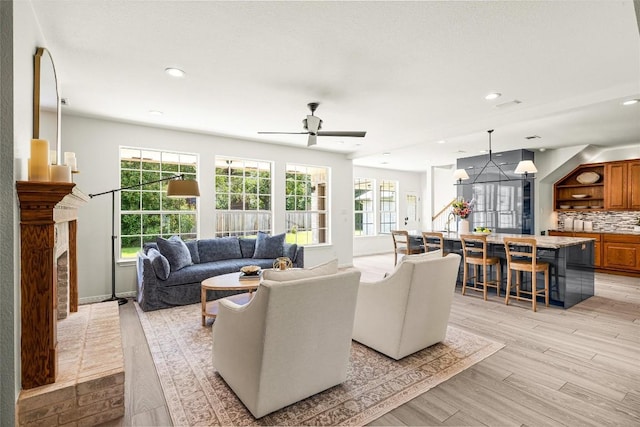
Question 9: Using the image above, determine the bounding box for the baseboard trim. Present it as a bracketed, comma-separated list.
[79, 291, 136, 305]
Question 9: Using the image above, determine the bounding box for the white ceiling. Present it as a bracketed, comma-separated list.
[32, 0, 640, 171]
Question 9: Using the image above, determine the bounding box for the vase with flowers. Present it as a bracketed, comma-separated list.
[452, 199, 472, 234]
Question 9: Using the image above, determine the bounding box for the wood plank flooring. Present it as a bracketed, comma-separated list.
[106, 253, 640, 426]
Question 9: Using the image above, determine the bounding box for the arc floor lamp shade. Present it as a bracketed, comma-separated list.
[167, 178, 200, 197]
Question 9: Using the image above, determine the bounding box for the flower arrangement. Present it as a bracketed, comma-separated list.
[452, 199, 472, 219]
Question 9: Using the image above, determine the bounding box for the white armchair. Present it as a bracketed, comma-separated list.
[212, 269, 361, 419]
[352, 253, 461, 360]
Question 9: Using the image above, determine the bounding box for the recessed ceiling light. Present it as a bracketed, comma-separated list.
[622, 99, 639, 106]
[149, 110, 163, 116]
[479, 149, 488, 154]
[485, 92, 502, 100]
[437, 140, 446, 144]
[165, 67, 185, 78]
[539, 148, 547, 152]
[383, 152, 391, 156]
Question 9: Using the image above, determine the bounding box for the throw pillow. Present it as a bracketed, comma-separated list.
[184, 239, 200, 264]
[283, 243, 298, 261]
[239, 238, 257, 258]
[156, 236, 193, 272]
[262, 259, 338, 281]
[253, 232, 285, 259]
[147, 248, 170, 280]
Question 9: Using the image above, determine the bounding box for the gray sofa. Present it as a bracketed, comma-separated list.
[136, 233, 304, 311]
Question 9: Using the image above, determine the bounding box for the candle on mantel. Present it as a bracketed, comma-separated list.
[64, 151, 77, 172]
[50, 164, 71, 182]
[30, 139, 50, 181]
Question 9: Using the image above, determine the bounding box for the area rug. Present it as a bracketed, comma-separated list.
[135, 302, 503, 426]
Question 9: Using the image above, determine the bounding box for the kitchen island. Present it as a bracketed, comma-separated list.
[418, 232, 596, 308]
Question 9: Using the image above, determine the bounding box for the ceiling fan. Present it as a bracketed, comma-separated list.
[258, 102, 367, 147]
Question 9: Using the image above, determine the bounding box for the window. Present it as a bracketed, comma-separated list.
[379, 180, 397, 233]
[354, 178, 375, 236]
[119, 148, 198, 258]
[285, 164, 329, 245]
[215, 157, 272, 237]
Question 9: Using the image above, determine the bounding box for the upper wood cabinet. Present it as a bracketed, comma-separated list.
[554, 159, 640, 211]
[605, 160, 640, 210]
[553, 163, 605, 211]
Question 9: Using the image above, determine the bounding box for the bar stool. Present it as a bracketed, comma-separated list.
[422, 232, 445, 256]
[460, 234, 501, 300]
[503, 237, 550, 312]
[391, 230, 422, 266]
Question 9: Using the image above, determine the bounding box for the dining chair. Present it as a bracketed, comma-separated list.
[503, 237, 550, 312]
[391, 230, 422, 266]
[460, 234, 501, 300]
[422, 232, 445, 256]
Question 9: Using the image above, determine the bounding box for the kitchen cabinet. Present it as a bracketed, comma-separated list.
[457, 149, 534, 234]
[603, 234, 640, 272]
[548, 231, 601, 267]
[604, 160, 640, 210]
[553, 163, 604, 211]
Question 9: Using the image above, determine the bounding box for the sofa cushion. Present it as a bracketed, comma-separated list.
[198, 237, 242, 263]
[253, 232, 285, 259]
[157, 236, 193, 272]
[158, 258, 277, 287]
[262, 259, 338, 281]
[184, 240, 200, 264]
[239, 238, 257, 258]
[147, 248, 170, 280]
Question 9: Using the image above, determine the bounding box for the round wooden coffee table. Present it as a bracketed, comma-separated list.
[201, 272, 262, 326]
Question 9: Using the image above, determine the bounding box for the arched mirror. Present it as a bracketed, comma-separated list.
[33, 47, 60, 164]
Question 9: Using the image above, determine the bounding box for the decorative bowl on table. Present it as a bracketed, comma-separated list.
[559, 205, 572, 209]
[571, 194, 589, 199]
[240, 265, 261, 276]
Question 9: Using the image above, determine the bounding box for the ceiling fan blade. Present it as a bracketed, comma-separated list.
[257, 131, 309, 135]
[317, 131, 367, 137]
[307, 134, 318, 147]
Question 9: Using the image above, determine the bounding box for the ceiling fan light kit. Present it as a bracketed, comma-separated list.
[258, 102, 366, 147]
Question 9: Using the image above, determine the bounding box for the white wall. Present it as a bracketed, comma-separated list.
[3, 0, 49, 420]
[352, 165, 423, 256]
[61, 114, 354, 301]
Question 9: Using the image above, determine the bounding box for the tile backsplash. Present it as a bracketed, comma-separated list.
[558, 211, 640, 233]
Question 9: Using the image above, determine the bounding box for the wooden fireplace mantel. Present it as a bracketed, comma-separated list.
[16, 181, 89, 389]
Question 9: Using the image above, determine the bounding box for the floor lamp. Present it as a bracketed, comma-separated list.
[89, 174, 200, 305]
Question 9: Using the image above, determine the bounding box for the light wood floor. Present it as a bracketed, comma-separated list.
[106, 253, 640, 426]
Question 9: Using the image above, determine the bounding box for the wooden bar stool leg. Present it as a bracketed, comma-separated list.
[483, 264, 488, 301]
[545, 267, 550, 307]
[462, 261, 468, 296]
[505, 268, 511, 305]
[496, 263, 501, 297]
[532, 271, 537, 312]
[516, 272, 521, 299]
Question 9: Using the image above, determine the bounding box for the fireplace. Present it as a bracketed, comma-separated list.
[16, 181, 88, 388]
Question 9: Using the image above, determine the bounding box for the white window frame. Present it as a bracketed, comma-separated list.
[379, 179, 398, 234]
[285, 163, 330, 245]
[214, 157, 273, 237]
[354, 177, 376, 236]
[119, 147, 198, 259]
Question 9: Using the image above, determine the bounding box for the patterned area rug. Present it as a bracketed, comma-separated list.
[136, 303, 503, 426]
